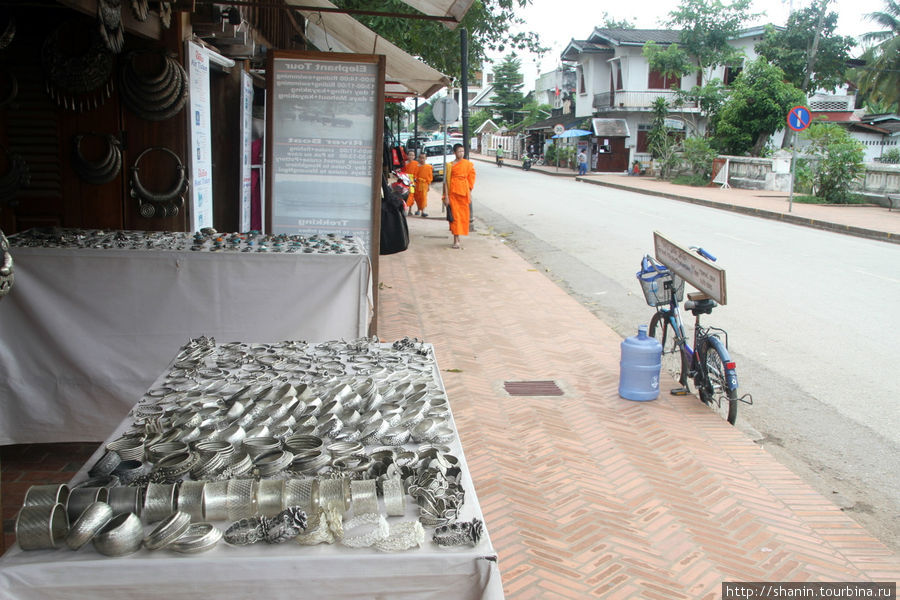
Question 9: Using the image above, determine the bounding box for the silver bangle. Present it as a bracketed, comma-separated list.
[93, 512, 144, 556]
[349, 479, 379, 516]
[226, 478, 257, 520]
[143, 482, 177, 523]
[169, 522, 223, 553]
[203, 480, 229, 521]
[88, 450, 122, 478]
[144, 510, 191, 550]
[16, 503, 68, 550]
[256, 479, 285, 517]
[23, 483, 70, 507]
[317, 477, 350, 512]
[107, 486, 143, 516]
[341, 513, 389, 548]
[66, 501, 114, 551]
[65, 486, 109, 522]
[382, 477, 406, 517]
[177, 480, 206, 521]
[283, 478, 318, 513]
[431, 518, 484, 547]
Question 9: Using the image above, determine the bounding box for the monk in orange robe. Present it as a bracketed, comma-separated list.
[442, 143, 475, 249]
[413, 152, 432, 217]
[402, 156, 419, 215]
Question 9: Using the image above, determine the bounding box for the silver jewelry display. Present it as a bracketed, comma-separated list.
[66, 501, 114, 550]
[177, 480, 206, 522]
[340, 513, 389, 549]
[431, 518, 484, 548]
[142, 482, 177, 523]
[119, 51, 187, 121]
[349, 479, 378, 516]
[41, 24, 115, 111]
[0, 229, 13, 297]
[72, 133, 122, 185]
[129, 146, 189, 219]
[66, 487, 109, 522]
[382, 477, 406, 517]
[373, 520, 425, 552]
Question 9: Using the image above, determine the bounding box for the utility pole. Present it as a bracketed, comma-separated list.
[461, 27, 472, 226]
[783, 0, 828, 149]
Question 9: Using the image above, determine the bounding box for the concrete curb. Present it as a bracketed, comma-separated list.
[577, 177, 898, 245]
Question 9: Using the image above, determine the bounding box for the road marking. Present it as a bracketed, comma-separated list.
[714, 232, 762, 245]
[855, 268, 900, 284]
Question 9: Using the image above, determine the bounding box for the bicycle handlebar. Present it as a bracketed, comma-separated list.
[688, 246, 717, 262]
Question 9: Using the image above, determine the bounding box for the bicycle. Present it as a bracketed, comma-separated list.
[637, 251, 751, 425]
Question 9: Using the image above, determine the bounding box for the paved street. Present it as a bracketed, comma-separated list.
[470, 159, 900, 551]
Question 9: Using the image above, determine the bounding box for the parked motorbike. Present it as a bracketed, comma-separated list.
[522, 154, 533, 171]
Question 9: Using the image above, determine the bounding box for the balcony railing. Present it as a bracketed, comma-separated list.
[592, 90, 698, 111]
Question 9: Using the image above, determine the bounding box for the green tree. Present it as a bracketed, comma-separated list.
[332, 0, 547, 81]
[666, 0, 756, 78]
[468, 108, 493, 132]
[800, 122, 865, 203]
[600, 12, 635, 29]
[672, 80, 727, 137]
[754, 1, 854, 94]
[419, 100, 438, 130]
[853, 0, 900, 112]
[643, 41, 693, 83]
[647, 97, 682, 178]
[681, 136, 718, 178]
[713, 59, 806, 156]
[491, 54, 525, 124]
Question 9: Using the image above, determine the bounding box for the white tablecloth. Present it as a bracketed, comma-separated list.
[0, 342, 504, 600]
[0, 247, 372, 444]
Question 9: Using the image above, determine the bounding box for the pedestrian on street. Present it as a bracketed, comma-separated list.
[577, 150, 588, 176]
[443, 143, 476, 250]
[402, 154, 419, 215]
[413, 151, 432, 217]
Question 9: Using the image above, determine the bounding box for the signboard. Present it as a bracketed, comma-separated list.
[432, 97, 459, 125]
[266, 52, 385, 255]
[553, 124, 565, 135]
[787, 105, 811, 132]
[239, 70, 253, 233]
[187, 41, 214, 231]
[653, 231, 727, 304]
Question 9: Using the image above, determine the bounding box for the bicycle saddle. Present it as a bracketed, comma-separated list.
[684, 298, 716, 315]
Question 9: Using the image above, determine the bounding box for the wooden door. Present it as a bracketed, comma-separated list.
[594, 137, 628, 172]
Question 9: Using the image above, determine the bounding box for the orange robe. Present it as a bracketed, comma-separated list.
[403, 160, 419, 208]
[445, 159, 475, 236]
[414, 163, 433, 211]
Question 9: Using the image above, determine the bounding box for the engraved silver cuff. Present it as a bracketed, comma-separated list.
[16, 503, 68, 550]
[23, 483, 70, 507]
[65, 486, 109, 522]
[66, 501, 114, 550]
[93, 513, 144, 556]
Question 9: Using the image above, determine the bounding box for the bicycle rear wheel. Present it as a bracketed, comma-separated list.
[649, 311, 686, 387]
[697, 342, 738, 424]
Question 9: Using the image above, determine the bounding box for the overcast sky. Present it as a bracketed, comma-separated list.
[498, 0, 887, 90]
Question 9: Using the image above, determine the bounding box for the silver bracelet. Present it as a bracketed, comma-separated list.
[349, 479, 378, 516]
[143, 482, 177, 523]
[341, 513, 389, 548]
[93, 513, 144, 556]
[256, 479, 285, 517]
[23, 483, 70, 507]
[373, 520, 425, 552]
[16, 503, 69, 551]
[382, 477, 406, 517]
[66, 501, 114, 551]
[177, 480, 206, 522]
[169, 522, 223, 553]
[431, 518, 484, 547]
[144, 510, 191, 550]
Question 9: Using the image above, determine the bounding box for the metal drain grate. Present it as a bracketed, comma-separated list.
[503, 380, 564, 396]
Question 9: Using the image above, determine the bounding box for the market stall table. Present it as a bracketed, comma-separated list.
[0, 230, 372, 445]
[0, 338, 503, 600]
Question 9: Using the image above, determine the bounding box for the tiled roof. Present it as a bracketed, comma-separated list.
[590, 28, 682, 45]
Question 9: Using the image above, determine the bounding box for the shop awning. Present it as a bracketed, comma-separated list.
[592, 118, 630, 137]
[398, 0, 475, 29]
[288, 0, 451, 99]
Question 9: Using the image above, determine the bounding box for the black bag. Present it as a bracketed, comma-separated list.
[380, 174, 409, 255]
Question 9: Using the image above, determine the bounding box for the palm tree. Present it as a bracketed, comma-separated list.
[855, 0, 900, 112]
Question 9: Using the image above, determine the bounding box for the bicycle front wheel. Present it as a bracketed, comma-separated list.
[698, 343, 738, 425]
[649, 311, 686, 387]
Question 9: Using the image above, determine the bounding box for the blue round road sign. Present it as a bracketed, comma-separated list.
[787, 106, 811, 131]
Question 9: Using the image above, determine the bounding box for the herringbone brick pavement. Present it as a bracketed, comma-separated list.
[378, 206, 900, 598]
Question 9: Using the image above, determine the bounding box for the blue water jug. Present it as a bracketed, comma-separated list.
[619, 325, 662, 401]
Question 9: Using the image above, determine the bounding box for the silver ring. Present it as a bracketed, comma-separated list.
[66, 501, 114, 550]
[93, 513, 144, 556]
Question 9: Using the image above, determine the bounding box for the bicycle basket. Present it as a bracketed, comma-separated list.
[637, 256, 684, 307]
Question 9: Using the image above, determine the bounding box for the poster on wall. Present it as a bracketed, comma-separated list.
[187, 41, 214, 231]
[240, 70, 253, 232]
[266, 51, 385, 255]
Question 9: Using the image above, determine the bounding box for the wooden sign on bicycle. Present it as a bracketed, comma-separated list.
[653, 231, 727, 304]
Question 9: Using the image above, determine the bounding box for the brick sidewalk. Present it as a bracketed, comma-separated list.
[377, 211, 900, 598]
